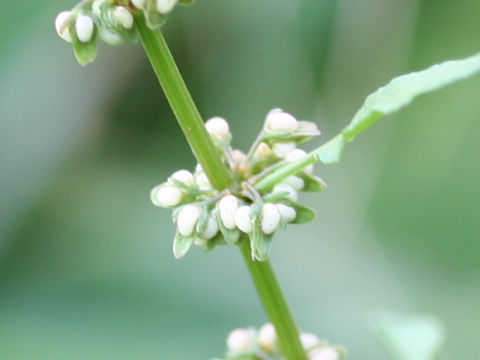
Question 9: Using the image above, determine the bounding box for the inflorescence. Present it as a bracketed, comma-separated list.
[55, 0, 196, 65]
[215, 323, 345, 360]
[150, 109, 326, 261]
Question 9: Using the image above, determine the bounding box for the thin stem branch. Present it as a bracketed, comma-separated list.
[239, 240, 308, 360]
[135, 14, 234, 190]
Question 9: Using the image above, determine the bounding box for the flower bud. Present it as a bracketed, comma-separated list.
[205, 117, 230, 139]
[75, 15, 94, 43]
[156, 0, 179, 14]
[301, 333, 320, 351]
[272, 141, 296, 158]
[258, 323, 277, 353]
[151, 185, 184, 207]
[275, 203, 296, 222]
[132, 0, 146, 10]
[226, 328, 254, 352]
[198, 214, 218, 239]
[261, 203, 281, 235]
[92, 0, 102, 17]
[113, 6, 134, 29]
[231, 149, 247, 164]
[219, 195, 239, 230]
[266, 109, 298, 131]
[234, 206, 253, 233]
[170, 169, 195, 186]
[255, 142, 273, 158]
[281, 175, 304, 190]
[195, 172, 212, 191]
[177, 204, 201, 237]
[272, 183, 298, 202]
[98, 27, 123, 45]
[309, 347, 340, 360]
[55, 11, 73, 43]
[285, 149, 313, 174]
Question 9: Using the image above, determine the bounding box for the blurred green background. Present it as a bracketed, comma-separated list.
[1, 0, 480, 359]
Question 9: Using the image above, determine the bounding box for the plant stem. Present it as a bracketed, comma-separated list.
[135, 14, 234, 191]
[239, 240, 308, 360]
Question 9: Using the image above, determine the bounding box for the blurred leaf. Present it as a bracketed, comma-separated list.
[371, 312, 444, 360]
[173, 232, 195, 259]
[316, 52, 480, 164]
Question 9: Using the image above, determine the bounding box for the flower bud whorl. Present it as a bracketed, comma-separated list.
[75, 15, 94, 43]
[272, 183, 298, 202]
[177, 204, 201, 237]
[309, 347, 340, 360]
[151, 185, 184, 208]
[261, 203, 281, 235]
[285, 149, 314, 174]
[132, 0, 147, 10]
[275, 203, 296, 222]
[205, 117, 230, 139]
[258, 323, 277, 353]
[156, 0, 178, 14]
[219, 195, 239, 230]
[113, 6, 134, 29]
[226, 329, 254, 352]
[266, 109, 298, 131]
[282, 175, 305, 191]
[199, 215, 219, 240]
[272, 141, 297, 158]
[170, 169, 195, 186]
[234, 206, 253, 233]
[55, 11, 73, 43]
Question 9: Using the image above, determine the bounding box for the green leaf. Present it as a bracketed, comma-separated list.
[70, 28, 98, 66]
[172, 232, 195, 259]
[214, 207, 240, 244]
[283, 200, 316, 224]
[249, 203, 273, 261]
[316, 52, 480, 164]
[299, 172, 326, 192]
[371, 312, 444, 360]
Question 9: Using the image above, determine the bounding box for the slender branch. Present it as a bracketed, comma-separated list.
[135, 14, 234, 190]
[239, 240, 308, 360]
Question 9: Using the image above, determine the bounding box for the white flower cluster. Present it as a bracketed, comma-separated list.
[151, 109, 325, 260]
[55, 0, 195, 65]
[212, 323, 345, 360]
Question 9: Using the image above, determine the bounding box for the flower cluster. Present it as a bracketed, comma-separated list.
[213, 323, 345, 360]
[55, 0, 195, 65]
[151, 109, 325, 260]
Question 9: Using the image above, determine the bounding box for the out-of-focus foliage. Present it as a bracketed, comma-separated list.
[1, 1, 480, 359]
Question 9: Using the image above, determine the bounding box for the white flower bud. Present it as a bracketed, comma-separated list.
[258, 323, 277, 353]
[198, 215, 218, 239]
[219, 195, 239, 230]
[255, 142, 273, 158]
[92, 0, 102, 17]
[55, 11, 73, 43]
[113, 6, 134, 29]
[281, 175, 304, 190]
[98, 27, 123, 45]
[132, 0, 146, 9]
[231, 149, 247, 164]
[75, 15, 94, 43]
[177, 204, 201, 237]
[226, 328, 254, 352]
[272, 183, 298, 202]
[205, 117, 230, 139]
[151, 185, 184, 207]
[156, 0, 178, 14]
[301, 333, 320, 350]
[235, 206, 253, 233]
[309, 347, 339, 360]
[285, 149, 314, 174]
[275, 203, 296, 222]
[261, 203, 281, 235]
[272, 141, 297, 158]
[170, 169, 195, 186]
[266, 109, 298, 131]
[195, 172, 212, 191]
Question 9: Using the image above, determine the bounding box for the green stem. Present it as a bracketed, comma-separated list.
[240, 240, 308, 360]
[135, 14, 234, 190]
